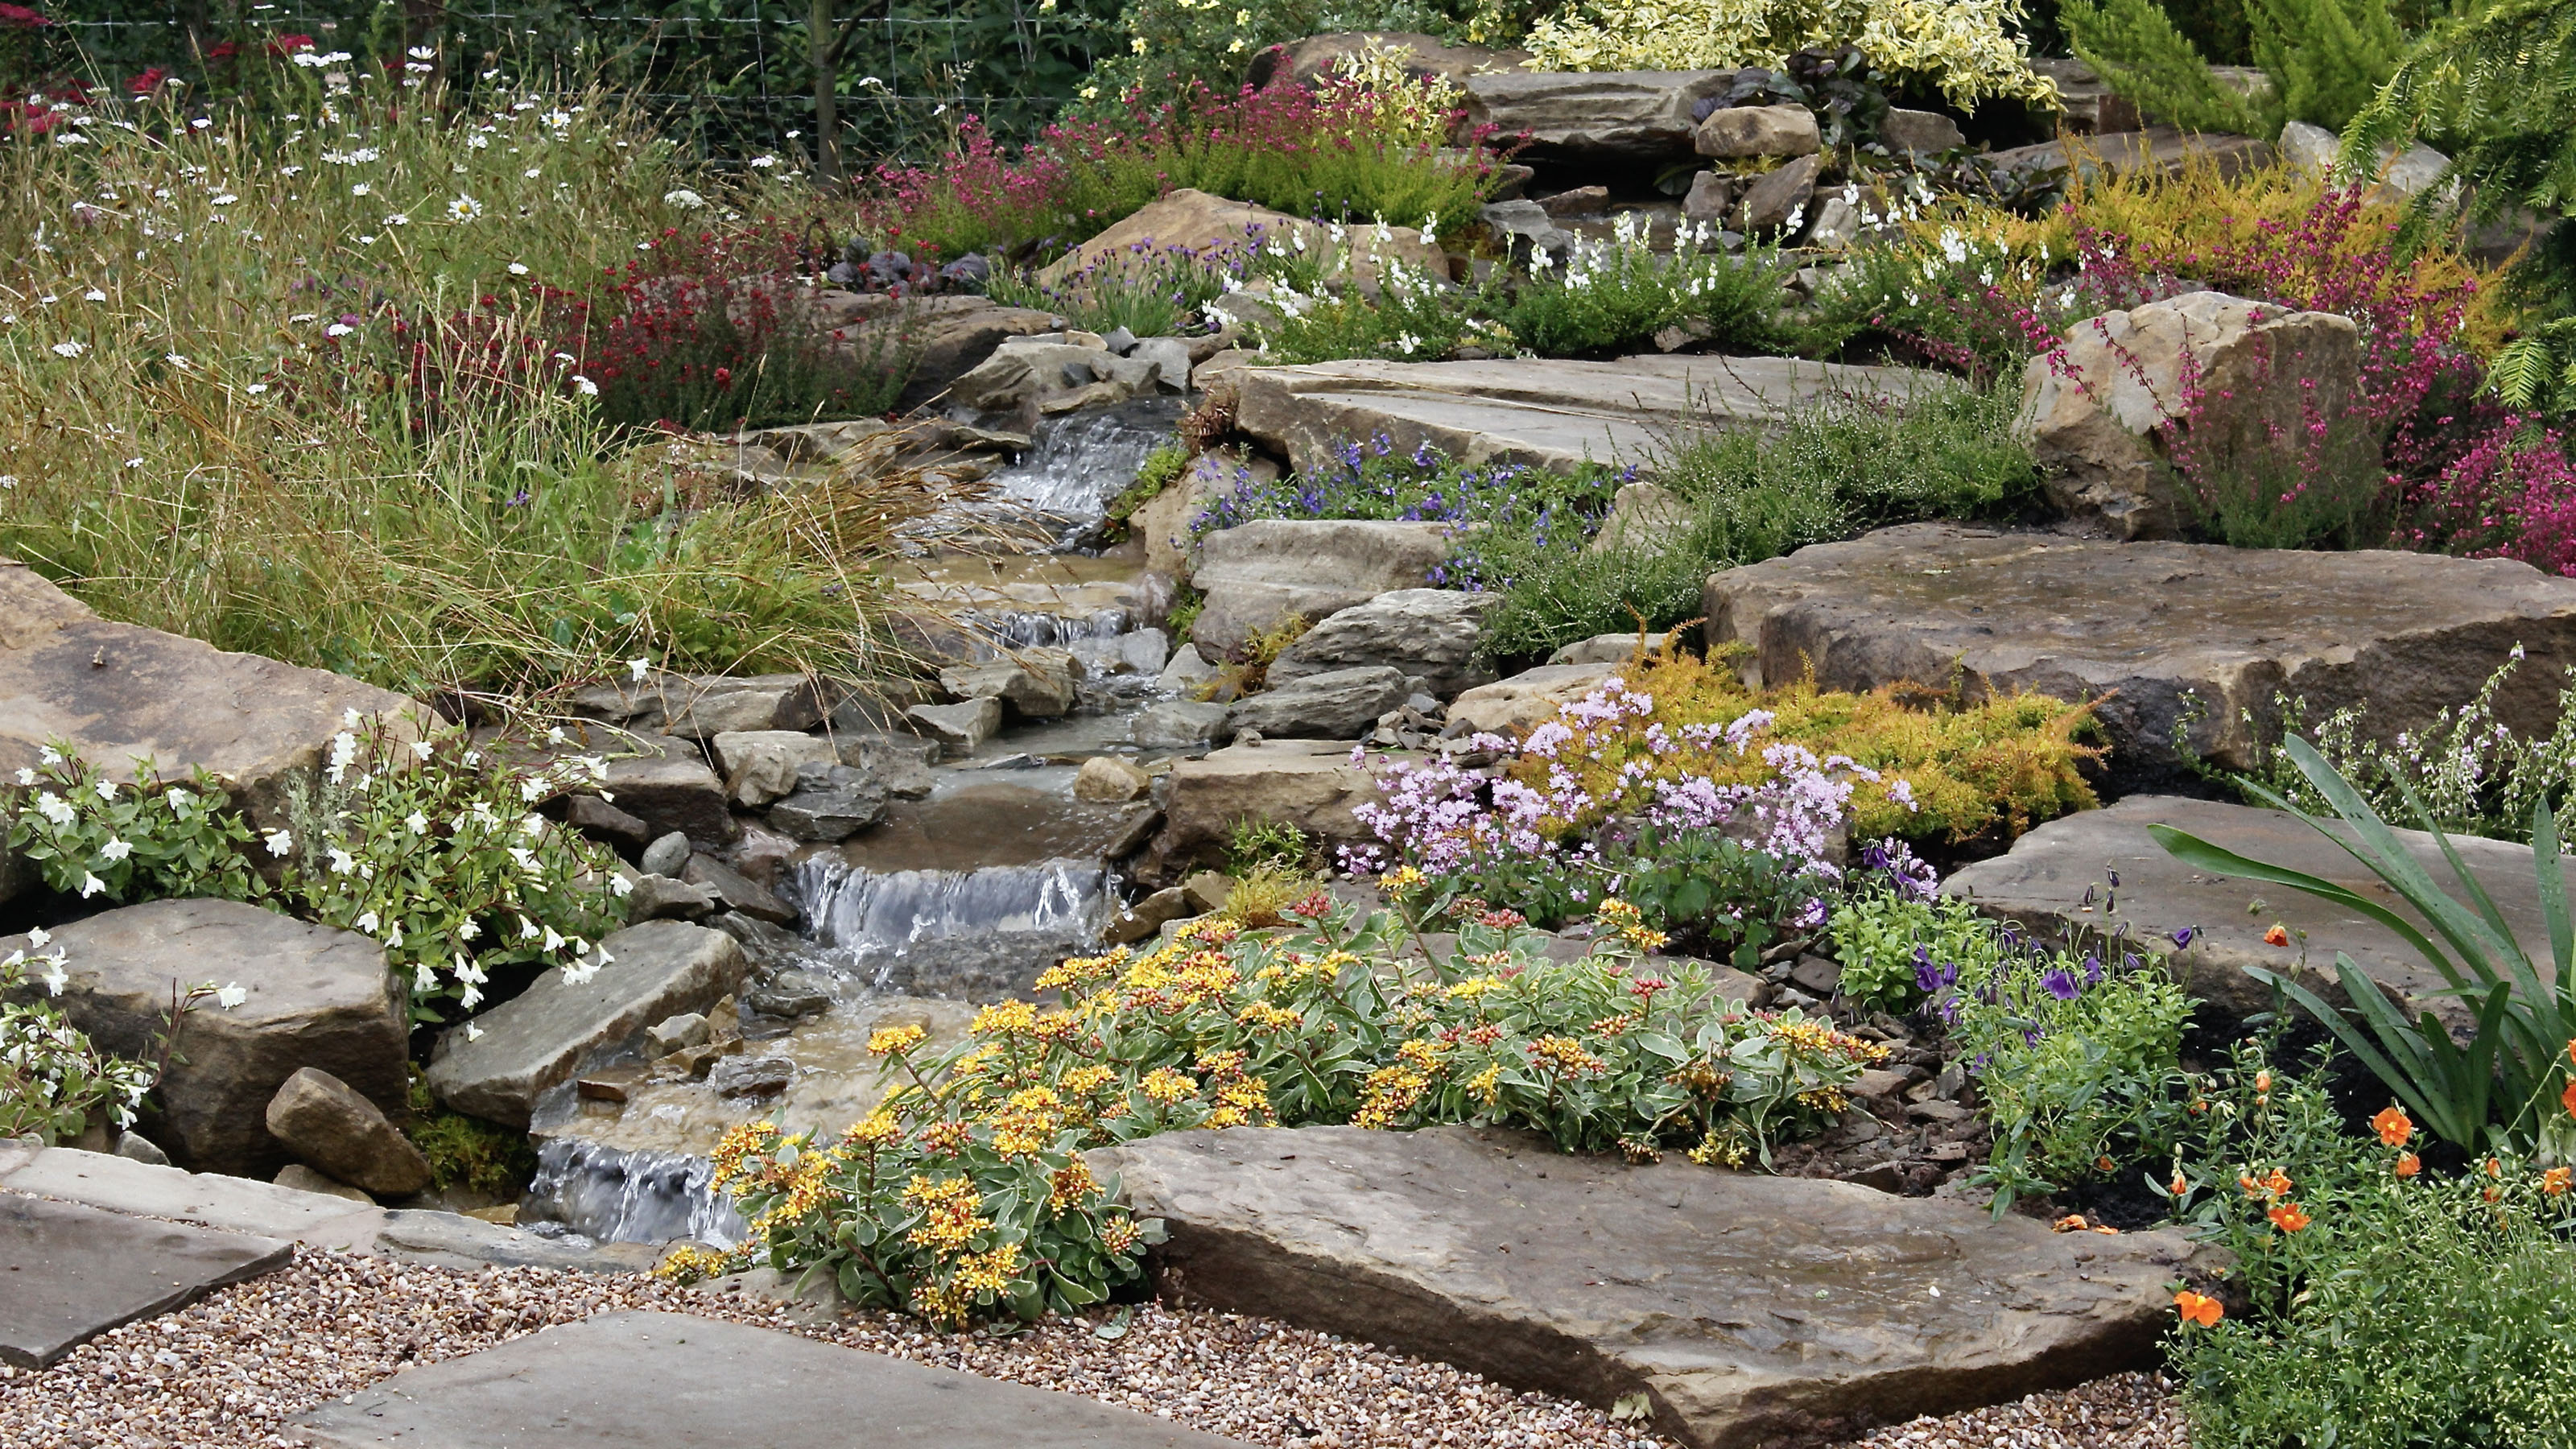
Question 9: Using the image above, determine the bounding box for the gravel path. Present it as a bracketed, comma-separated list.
[0, 1247, 2188, 1449]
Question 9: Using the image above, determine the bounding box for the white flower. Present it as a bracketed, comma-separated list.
[570, 374, 597, 397]
[324, 323, 353, 338]
[609, 873, 634, 897]
[457, 919, 480, 941]
[50, 341, 84, 357]
[748, 155, 778, 169]
[464, 1022, 484, 1041]
[663, 188, 706, 209]
[467, 134, 489, 150]
[542, 926, 564, 952]
[448, 195, 485, 221]
[520, 916, 540, 939]
[83, 287, 105, 300]
[213, 983, 247, 1009]
[507, 262, 528, 276]
[11, 769, 31, 785]
[384, 213, 411, 227]
[627, 657, 650, 682]
[350, 182, 371, 196]
[385, 923, 403, 950]
[77, 872, 105, 898]
[164, 353, 189, 368]
[39, 960, 68, 995]
[246, 382, 269, 394]
[211, 193, 237, 206]
[408, 738, 434, 761]
[354, 910, 380, 935]
[263, 828, 293, 857]
[520, 778, 545, 803]
[413, 961, 438, 993]
[28, 927, 49, 948]
[406, 811, 428, 835]
[35, 792, 73, 827]
[99, 837, 131, 861]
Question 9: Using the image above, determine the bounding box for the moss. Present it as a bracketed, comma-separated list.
[405, 1073, 538, 1199]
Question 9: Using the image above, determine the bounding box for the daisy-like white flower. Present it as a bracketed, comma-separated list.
[447, 195, 484, 221]
[507, 262, 528, 275]
[571, 374, 598, 397]
[384, 213, 410, 227]
[324, 323, 353, 337]
[83, 288, 105, 300]
[350, 182, 371, 196]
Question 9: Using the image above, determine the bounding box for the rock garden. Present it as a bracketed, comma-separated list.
[6, 0, 2576, 1445]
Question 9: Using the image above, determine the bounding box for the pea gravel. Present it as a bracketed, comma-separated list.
[0, 1246, 2188, 1449]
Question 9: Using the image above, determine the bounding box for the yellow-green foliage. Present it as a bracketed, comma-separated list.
[1524, 0, 2059, 109]
[1509, 650, 2103, 844]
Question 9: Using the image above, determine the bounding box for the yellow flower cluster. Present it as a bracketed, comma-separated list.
[903, 1173, 992, 1254]
[709, 1120, 780, 1193]
[1771, 1015, 1893, 1065]
[954, 1241, 1025, 1295]
[1355, 1063, 1431, 1129]
[1527, 1034, 1607, 1076]
[868, 1023, 928, 1056]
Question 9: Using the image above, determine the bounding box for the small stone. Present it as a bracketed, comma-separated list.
[111, 1132, 169, 1166]
[644, 1013, 712, 1058]
[1695, 102, 1820, 159]
[1789, 956, 1843, 997]
[708, 1055, 795, 1098]
[576, 1069, 641, 1104]
[1104, 886, 1194, 945]
[906, 697, 1004, 753]
[708, 730, 837, 809]
[1682, 169, 1734, 223]
[1536, 184, 1608, 216]
[262, 1066, 432, 1199]
[625, 873, 716, 923]
[1879, 107, 1964, 155]
[939, 651, 1078, 718]
[564, 795, 653, 853]
[1074, 755, 1153, 803]
[743, 970, 832, 1020]
[1132, 700, 1232, 750]
[272, 1163, 374, 1203]
[680, 855, 795, 925]
[641, 831, 692, 878]
[766, 762, 890, 842]
[1182, 871, 1237, 914]
[1736, 153, 1821, 233]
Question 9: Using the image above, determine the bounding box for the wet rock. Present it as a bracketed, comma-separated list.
[1229, 667, 1411, 739]
[767, 762, 890, 842]
[708, 913, 806, 974]
[644, 1013, 712, 1057]
[2019, 290, 2368, 540]
[1147, 739, 1387, 878]
[0, 564, 419, 848]
[1129, 336, 1192, 391]
[1447, 663, 1617, 736]
[1189, 519, 1457, 660]
[1104, 886, 1195, 945]
[744, 968, 833, 1020]
[709, 729, 839, 808]
[708, 1055, 796, 1098]
[681, 854, 796, 925]
[1071, 627, 1172, 679]
[950, 340, 1162, 416]
[602, 742, 733, 845]
[1946, 794, 2557, 1030]
[1268, 589, 1501, 700]
[1703, 522, 2576, 787]
[1246, 31, 1531, 89]
[725, 821, 799, 889]
[640, 831, 692, 878]
[262, 1066, 432, 1199]
[1075, 754, 1154, 803]
[1157, 643, 1223, 696]
[1695, 102, 1818, 158]
[1096, 1125, 2215, 1447]
[1133, 700, 1235, 749]
[564, 795, 654, 855]
[572, 672, 824, 739]
[939, 650, 1078, 718]
[1880, 107, 1963, 155]
[426, 922, 748, 1129]
[625, 873, 716, 923]
[1461, 68, 1736, 165]
[1736, 151, 1819, 233]
[3, 901, 403, 1178]
[906, 697, 1005, 753]
[1479, 200, 1575, 266]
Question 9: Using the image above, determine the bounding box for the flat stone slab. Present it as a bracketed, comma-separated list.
[1146, 739, 1389, 882]
[290, 1310, 1251, 1448]
[1703, 523, 2576, 790]
[1230, 355, 1938, 479]
[2, 1146, 382, 1240]
[1094, 1125, 2213, 1449]
[0, 1192, 291, 1368]
[1945, 794, 2553, 1026]
[427, 921, 747, 1129]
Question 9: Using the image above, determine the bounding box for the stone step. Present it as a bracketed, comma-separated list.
[1091, 1125, 2216, 1449]
[291, 1310, 1252, 1448]
[0, 1191, 291, 1368]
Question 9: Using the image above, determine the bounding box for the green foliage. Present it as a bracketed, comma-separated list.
[1223, 817, 1311, 876]
[0, 932, 171, 1143]
[2155, 734, 2576, 1157]
[276, 716, 630, 1024]
[1520, 0, 2059, 110]
[1830, 889, 1992, 1011]
[2249, 0, 2403, 134]
[2067, 0, 2398, 134]
[2348, 0, 2576, 225]
[1104, 444, 1190, 538]
[2059, 0, 2271, 134]
[1084, 0, 1501, 106]
[6, 745, 262, 906]
[404, 1073, 539, 1199]
[1246, 254, 1518, 365]
[1503, 216, 1795, 357]
[985, 245, 1240, 340]
[2166, 1041, 2576, 1447]
[708, 901, 1890, 1323]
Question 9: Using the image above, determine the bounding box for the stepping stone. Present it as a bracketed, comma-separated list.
[3, 1145, 383, 1239]
[0, 1192, 291, 1368]
[1230, 355, 1935, 479]
[291, 1310, 1250, 1448]
[1092, 1125, 2215, 1447]
[1703, 523, 2576, 791]
[1945, 794, 2553, 1027]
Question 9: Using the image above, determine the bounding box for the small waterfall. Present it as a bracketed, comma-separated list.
[785, 856, 1114, 999]
[955, 606, 1132, 653]
[983, 398, 1184, 531]
[522, 1137, 745, 1247]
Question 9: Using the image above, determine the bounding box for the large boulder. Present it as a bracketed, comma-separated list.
[1228, 666, 1411, 739]
[597, 736, 733, 845]
[7, 900, 405, 1178]
[1037, 188, 1445, 292]
[1188, 519, 1457, 661]
[890, 295, 1067, 413]
[938, 649, 1078, 718]
[570, 671, 824, 739]
[2017, 290, 2368, 539]
[2278, 119, 2452, 200]
[1946, 794, 2553, 1027]
[1694, 103, 1818, 159]
[1459, 69, 1737, 165]
[1245, 31, 1531, 89]
[1702, 522, 2576, 789]
[0, 564, 418, 834]
[1735, 153, 1820, 233]
[708, 729, 836, 809]
[1230, 355, 1934, 481]
[1095, 1125, 2215, 1448]
[1447, 663, 1618, 735]
[947, 337, 1167, 419]
[1267, 588, 1501, 698]
[263, 1066, 432, 1198]
[424, 922, 747, 1129]
[1145, 739, 1390, 880]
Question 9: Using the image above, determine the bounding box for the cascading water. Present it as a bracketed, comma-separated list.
[522, 1137, 746, 1247]
[982, 397, 1187, 540]
[787, 855, 1114, 999]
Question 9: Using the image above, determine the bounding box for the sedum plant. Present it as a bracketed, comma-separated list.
[697, 898, 1886, 1326]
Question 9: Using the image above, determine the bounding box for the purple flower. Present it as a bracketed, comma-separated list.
[2041, 967, 2081, 1001]
[2082, 953, 2103, 985]
[2172, 926, 2198, 948]
[1913, 946, 1957, 993]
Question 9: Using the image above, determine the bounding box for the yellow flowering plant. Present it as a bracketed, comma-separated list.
[1524, 0, 2058, 110]
[708, 890, 1885, 1327]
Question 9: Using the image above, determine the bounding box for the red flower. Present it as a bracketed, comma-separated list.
[0, 2, 53, 27]
[266, 32, 314, 56]
[204, 39, 238, 61]
[126, 67, 171, 95]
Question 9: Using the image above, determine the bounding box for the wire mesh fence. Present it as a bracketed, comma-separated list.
[27, 0, 1120, 164]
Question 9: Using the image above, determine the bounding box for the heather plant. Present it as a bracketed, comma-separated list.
[6, 744, 262, 905]
[700, 898, 1889, 1324]
[2401, 418, 2576, 576]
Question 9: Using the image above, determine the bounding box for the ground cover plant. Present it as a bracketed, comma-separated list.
[0, 928, 235, 1143]
[0, 47, 919, 702]
[692, 896, 1887, 1324]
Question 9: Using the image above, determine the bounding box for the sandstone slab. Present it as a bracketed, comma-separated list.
[893, 295, 1069, 413]
[1986, 127, 2273, 184]
[1245, 31, 1531, 89]
[1447, 663, 1618, 736]
[1146, 740, 1389, 880]
[600, 739, 733, 845]
[1268, 588, 1501, 698]
[291, 1311, 1250, 1448]
[1736, 153, 1820, 233]
[425, 922, 747, 1129]
[1038, 188, 1443, 292]
[7, 899, 404, 1177]
[1231, 354, 1938, 481]
[1462, 69, 1736, 165]
[0, 564, 417, 834]
[1695, 103, 1818, 159]
[1097, 1125, 2211, 1449]
[1880, 108, 1963, 155]
[0, 1192, 292, 1368]
[1188, 519, 1457, 660]
[1945, 794, 2557, 1025]
[1, 1146, 383, 1239]
[1702, 523, 2576, 789]
[1229, 666, 1411, 739]
[572, 672, 824, 739]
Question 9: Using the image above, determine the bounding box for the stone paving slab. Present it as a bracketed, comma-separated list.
[3, 1146, 384, 1239]
[1945, 794, 2553, 1026]
[290, 1311, 1253, 1448]
[1094, 1125, 2217, 1449]
[1, 1191, 291, 1368]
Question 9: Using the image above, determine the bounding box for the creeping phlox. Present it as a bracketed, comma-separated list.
[700, 895, 1885, 1327]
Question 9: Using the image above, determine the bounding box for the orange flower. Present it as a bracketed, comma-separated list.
[2395, 1152, 2421, 1179]
[2052, 1214, 2091, 1233]
[2371, 1106, 2413, 1147]
[2267, 1201, 2312, 1232]
[2170, 1170, 2190, 1196]
[2263, 924, 2290, 947]
[2254, 1071, 2273, 1093]
[2563, 1077, 2576, 1120]
[2487, 1157, 2505, 1179]
[2096, 1155, 2117, 1172]
[2174, 1290, 2223, 1327]
[2546, 1167, 2572, 1196]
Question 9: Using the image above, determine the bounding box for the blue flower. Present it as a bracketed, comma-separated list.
[2041, 967, 2081, 1001]
[2082, 953, 2103, 985]
[2172, 926, 2198, 948]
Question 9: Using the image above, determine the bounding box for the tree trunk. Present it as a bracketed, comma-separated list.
[812, 0, 842, 187]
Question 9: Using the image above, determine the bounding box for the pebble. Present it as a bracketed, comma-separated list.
[0, 1248, 2187, 1449]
